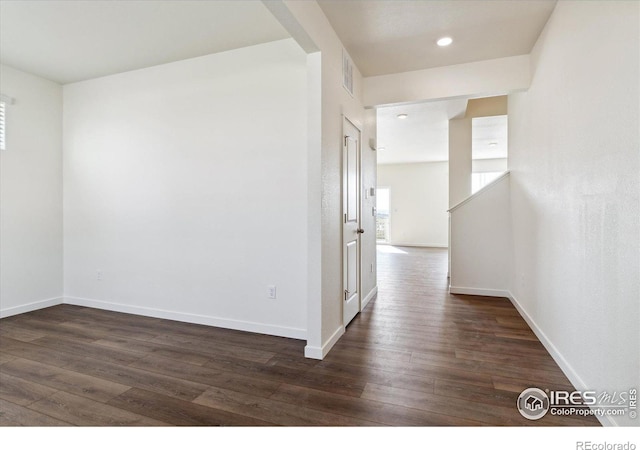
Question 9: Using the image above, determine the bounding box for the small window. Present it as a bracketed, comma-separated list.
[0, 100, 6, 151]
[0, 94, 14, 151]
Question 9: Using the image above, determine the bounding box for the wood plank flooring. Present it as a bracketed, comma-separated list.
[0, 246, 599, 426]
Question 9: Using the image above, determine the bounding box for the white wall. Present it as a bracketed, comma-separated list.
[0, 65, 63, 317]
[449, 173, 511, 296]
[268, 1, 368, 358]
[509, 1, 639, 426]
[449, 118, 472, 207]
[377, 162, 448, 247]
[63, 39, 308, 338]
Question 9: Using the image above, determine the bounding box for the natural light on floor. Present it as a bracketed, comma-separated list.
[376, 245, 408, 254]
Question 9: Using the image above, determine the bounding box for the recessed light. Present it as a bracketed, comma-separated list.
[489, 142, 498, 147]
[397, 114, 408, 119]
[437, 36, 453, 47]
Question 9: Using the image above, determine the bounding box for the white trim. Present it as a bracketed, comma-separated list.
[303, 345, 324, 360]
[0, 297, 63, 318]
[447, 287, 617, 426]
[304, 325, 344, 360]
[449, 286, 510, 298]
[507, 291, 614, 427]
[342, 113, 363, 135]
[63, 296, 306, 340]
[361, 285, 378, 310]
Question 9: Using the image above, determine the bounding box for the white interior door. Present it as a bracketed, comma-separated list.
[343, 117, 361, 327]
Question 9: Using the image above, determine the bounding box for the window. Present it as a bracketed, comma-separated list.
[472, 171, 503, 194]
[0, 94, 13, 151]
[0, 100, 5, 151]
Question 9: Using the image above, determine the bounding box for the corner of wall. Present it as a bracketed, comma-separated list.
[0, 297, 64, 319]
[304, 325, 344, 360]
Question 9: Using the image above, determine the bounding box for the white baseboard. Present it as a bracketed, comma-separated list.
[303, 345, 323, 360]
[507, 291, 615, 427]
[304, 325, 344, 360]
[63, 296, 306, 340]
[0, 297, 63, 319]
[305, 287, 377, 360]
[362, 285, 378, 310]
[449, 286, 510, 298]
[450, 288, 618, 426]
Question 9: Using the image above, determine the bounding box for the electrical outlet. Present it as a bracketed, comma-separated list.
[96, 270, 102, 281]
[267, 285, 277, 299]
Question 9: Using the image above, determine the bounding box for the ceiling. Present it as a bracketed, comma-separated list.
[1, 1, 557, 83]
[377, 101, 508, 165]
[0, 0, 556, 84]
[317, 0, 557, 77]
[377, 99, 465, 164]
[1, 0, 535, 164]
[0, 1, 289, 84]
[472, 115, 508, 160]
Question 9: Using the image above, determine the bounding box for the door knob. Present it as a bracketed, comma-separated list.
[356, 228, 365, 234]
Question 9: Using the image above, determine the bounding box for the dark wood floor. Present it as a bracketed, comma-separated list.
[0, 246, 599, 426]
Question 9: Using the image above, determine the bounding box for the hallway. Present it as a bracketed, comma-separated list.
[329, 245, 600, 426]
[0, 246, 599, 426]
